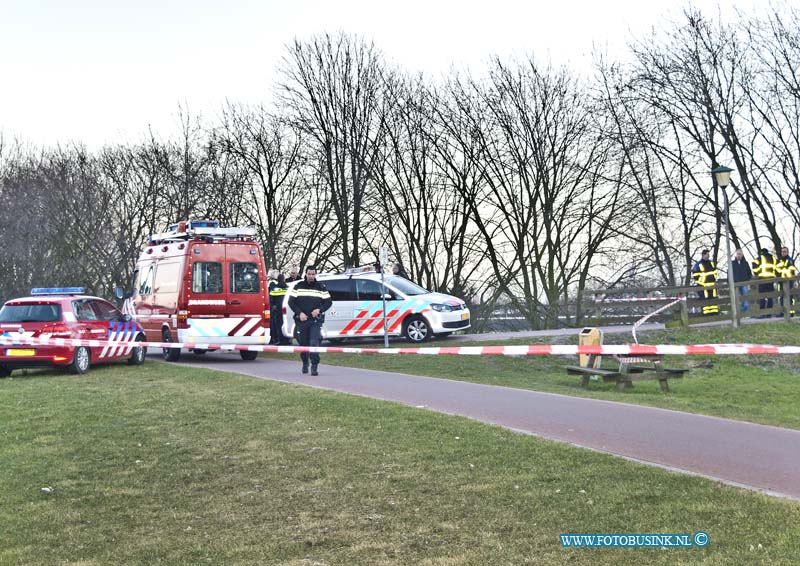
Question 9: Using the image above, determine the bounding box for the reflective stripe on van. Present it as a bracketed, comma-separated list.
[186, 317, 265, 338]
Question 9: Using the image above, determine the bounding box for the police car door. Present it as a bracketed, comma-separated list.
[322, 278, 356, 337]
[354, 279, 396, 336]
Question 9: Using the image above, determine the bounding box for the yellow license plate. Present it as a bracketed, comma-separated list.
[7, 348, 35, 357]
[461, 313, 469, 320]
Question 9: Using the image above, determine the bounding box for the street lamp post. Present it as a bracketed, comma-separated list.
[712, 165, 739, 328]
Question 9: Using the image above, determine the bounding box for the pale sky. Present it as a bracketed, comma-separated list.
[0, 0, 754, 149]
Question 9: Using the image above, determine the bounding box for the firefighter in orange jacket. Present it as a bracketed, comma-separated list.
[691, 249, 719, 315]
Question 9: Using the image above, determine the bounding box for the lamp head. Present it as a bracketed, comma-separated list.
[711, 165, 734, 189]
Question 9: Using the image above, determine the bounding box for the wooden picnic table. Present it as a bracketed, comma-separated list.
[566, 354, 688, 392]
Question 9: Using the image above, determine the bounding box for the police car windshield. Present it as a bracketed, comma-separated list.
[386, 276, 429, 296]
[0, 303, 62, 323]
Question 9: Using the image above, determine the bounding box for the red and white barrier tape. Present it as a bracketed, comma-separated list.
[1, 335, 800, 356]
[594, 296, 683, 303]
[632, 297, 685, 344]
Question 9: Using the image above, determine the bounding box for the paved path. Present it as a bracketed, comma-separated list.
[166, 351, 800, 501]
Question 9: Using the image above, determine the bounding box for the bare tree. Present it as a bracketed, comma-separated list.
[363, 72, 488, 298]
[450, 57, 619, 328]
[629, 9, 785, 262]
[215, 102, 338, 270]
[595, 56, 710, 286]
[279, 32, 388, 267]
[746, 5, 800, 250]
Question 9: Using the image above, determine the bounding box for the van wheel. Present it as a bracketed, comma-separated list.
[240, 350, 258, 361]
[162, 329, 181, 362]
[0, 365, 11, 378]
[403, 316, 431, 343]
[68, 347, 91, 374]
[128, 335, 147, 365]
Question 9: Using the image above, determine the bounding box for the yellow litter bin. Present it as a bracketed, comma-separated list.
[579, 327, 603, 368]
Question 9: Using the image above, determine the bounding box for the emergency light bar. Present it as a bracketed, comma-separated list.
[149, 223, 256, 244]
[344, 265, 377, 275]
[31, 287, 85, 295]
[168, 219, 220, 232]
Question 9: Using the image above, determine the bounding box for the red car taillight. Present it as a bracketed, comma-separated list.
[41, 323, 72, 338]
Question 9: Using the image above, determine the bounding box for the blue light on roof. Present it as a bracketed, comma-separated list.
[31, 287, 85, 295]
[190, 220, 219, 229]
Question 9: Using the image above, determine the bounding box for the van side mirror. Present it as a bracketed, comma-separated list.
[121, 314, 132, 323]
[114, 286, 128, 300]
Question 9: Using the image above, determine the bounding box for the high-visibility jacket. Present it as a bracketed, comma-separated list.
[777, 258, 798, 296]
[691, 260, 718, 287]
[752, 254, 777, 279]
[288, 279, 332, 321]
[269, 281, 288, 307]
[776, 257, 797, 278]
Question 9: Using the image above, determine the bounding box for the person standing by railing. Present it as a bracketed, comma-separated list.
[731, 248, 752, 313]
[691, 249, 719, 315]
[776, 247, 797, 316]
[752, 248, 777, 313]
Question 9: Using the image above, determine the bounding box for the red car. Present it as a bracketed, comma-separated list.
[0, 288, 146, 377]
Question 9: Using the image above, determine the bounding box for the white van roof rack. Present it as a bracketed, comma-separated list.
[149, 221, 257, 244]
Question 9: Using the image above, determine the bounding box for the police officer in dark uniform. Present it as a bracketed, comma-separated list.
[287, 265, 332, 375]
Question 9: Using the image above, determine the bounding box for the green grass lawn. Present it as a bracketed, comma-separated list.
[270, 322, 800, 429]
[1, 362, 799, 565]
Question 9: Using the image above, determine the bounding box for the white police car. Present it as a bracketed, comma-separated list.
[282, 269, 470, 343]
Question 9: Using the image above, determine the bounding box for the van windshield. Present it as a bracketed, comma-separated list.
[386, 276, 429, 296]
[0, 303, 62, 322]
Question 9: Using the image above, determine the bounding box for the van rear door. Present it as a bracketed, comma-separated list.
[225, 242, 267, 318]
[187, 243, 227, 316]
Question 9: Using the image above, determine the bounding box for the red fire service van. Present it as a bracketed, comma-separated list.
[118, 220, 269, 361]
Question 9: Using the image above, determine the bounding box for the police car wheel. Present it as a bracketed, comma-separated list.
[128, 335, 147, 365]
[162, 329, 181, 362]
[68, 347, 91, 374]
[240, 350, 258, 361]
[404, 316, 431, 343]
[0, 365, 11, 378]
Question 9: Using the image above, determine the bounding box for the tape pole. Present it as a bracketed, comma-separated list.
[2, 335, 800, 356]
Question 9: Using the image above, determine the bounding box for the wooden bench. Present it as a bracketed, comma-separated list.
[566, 354, 688, 392]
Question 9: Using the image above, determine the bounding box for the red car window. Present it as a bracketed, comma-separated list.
[91, 300, 122, 321]
[73, 300, 98, 321]
[0, 303, 61, 322]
